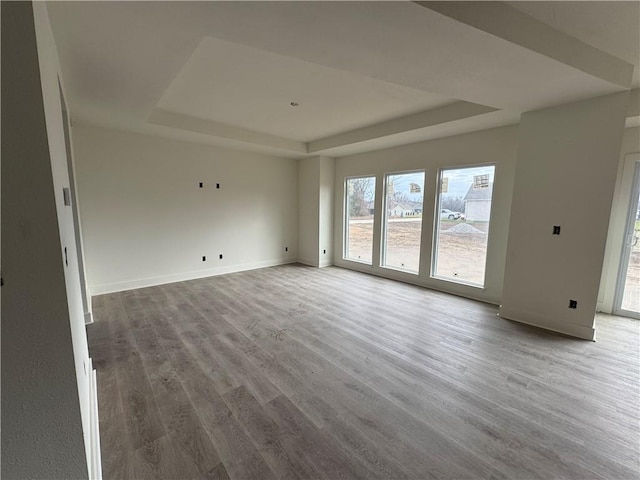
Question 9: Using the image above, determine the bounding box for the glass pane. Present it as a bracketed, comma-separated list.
[433, 165, 495, 286]
[383, 172, 425, 273]
[345, 176, 376, 264]
[621, 186, 640, 312]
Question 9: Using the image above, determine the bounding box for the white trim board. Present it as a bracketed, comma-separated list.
[297, 256, 320, 268]
[319, 258, 334, 268]
[497, 306, 596, 341]
[89, 258, 296, 296]
[88, 359, 102, 480]
[297, 256, 334, 268]
[333, 260, 501, 306]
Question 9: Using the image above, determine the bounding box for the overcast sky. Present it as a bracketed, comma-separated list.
[353, 165, 495, 202]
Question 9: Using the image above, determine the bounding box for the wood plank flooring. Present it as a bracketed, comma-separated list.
[89, 264, 640, 480]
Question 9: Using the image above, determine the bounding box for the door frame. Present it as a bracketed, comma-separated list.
[613, 158, 640, 318]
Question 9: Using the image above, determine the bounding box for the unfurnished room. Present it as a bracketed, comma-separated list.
[2, 1, 640, 479]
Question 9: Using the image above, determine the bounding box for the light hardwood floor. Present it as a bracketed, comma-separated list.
[89, 264, 640, 480]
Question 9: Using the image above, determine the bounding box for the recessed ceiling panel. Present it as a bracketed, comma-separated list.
[156, 37, 455, 142]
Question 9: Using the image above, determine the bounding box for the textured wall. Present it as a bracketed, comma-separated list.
[1, 2, 89, 478]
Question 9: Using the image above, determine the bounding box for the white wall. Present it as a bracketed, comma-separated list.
[297, 155, 335, 267]
[333, 125, 519, 304]
[319, 156, 335, 267]
[298, 157, 320, 266]
[499, 92, 629, 340]
[2, 2, 91, 478]
[598, 126, 640, 313]
[74, 125, 298, 294]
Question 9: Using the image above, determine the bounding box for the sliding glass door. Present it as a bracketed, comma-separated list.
[614, 161, 640, 318]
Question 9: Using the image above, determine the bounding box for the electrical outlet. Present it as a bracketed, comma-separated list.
[569, 299, 577, 309]
[285, 246, 288, 252]
[553, 226, 561, 235]
[219, 254, 223, 259]
[202, 256, 206, 262]
[216, 183, 220, 189]
[199, 182, 203, 188]
[323, 249, 326, 254]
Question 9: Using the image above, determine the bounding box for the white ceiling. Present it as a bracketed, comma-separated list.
[157, 37, 456, 142]
[47, 1, 639, 159]
[508, 1, 640, 87]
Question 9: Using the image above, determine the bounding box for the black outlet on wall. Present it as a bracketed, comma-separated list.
[323, 249, 326, 254]
[553, 226, 561, 235]
[216, 183, 220, 189]
[199, 182, 203, 188]
[285, 247, 288, 252]
[569, 299, 577, 309]
[202, 256, 206, 262]
[219, 254, 223, 259]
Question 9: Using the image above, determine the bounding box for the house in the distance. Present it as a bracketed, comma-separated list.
[388, 204, 415, 217]
[464, 183, 494, 222]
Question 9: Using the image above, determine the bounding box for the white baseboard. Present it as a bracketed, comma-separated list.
[333, 259, 500, 306]
[89, 258, 296, 295]
[497, 306, 596, 341]
[297, 256, 319, 267]
[88, 359, 102, 480]
[296, 257, 334, 268]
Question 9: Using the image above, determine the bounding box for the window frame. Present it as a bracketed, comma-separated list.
[431, 163, 497, 288]
[381, 169, 426, 275]
[343, 174, 377, 264]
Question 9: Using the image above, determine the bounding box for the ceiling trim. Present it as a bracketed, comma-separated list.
[308, 101, 498, 153]
[145, 89, 638, 158]
[147, 101, 502, 157]
[148, 109, 307, 154]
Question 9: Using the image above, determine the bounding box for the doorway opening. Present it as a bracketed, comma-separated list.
[614, 160, 640, 318]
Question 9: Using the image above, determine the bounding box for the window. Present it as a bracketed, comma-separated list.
[345, 176, 376, 264]
[433, 165, 496, 286]
[382, 171, 425, 273]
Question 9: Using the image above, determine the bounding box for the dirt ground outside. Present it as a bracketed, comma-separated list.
[346, 216, 489, 285]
